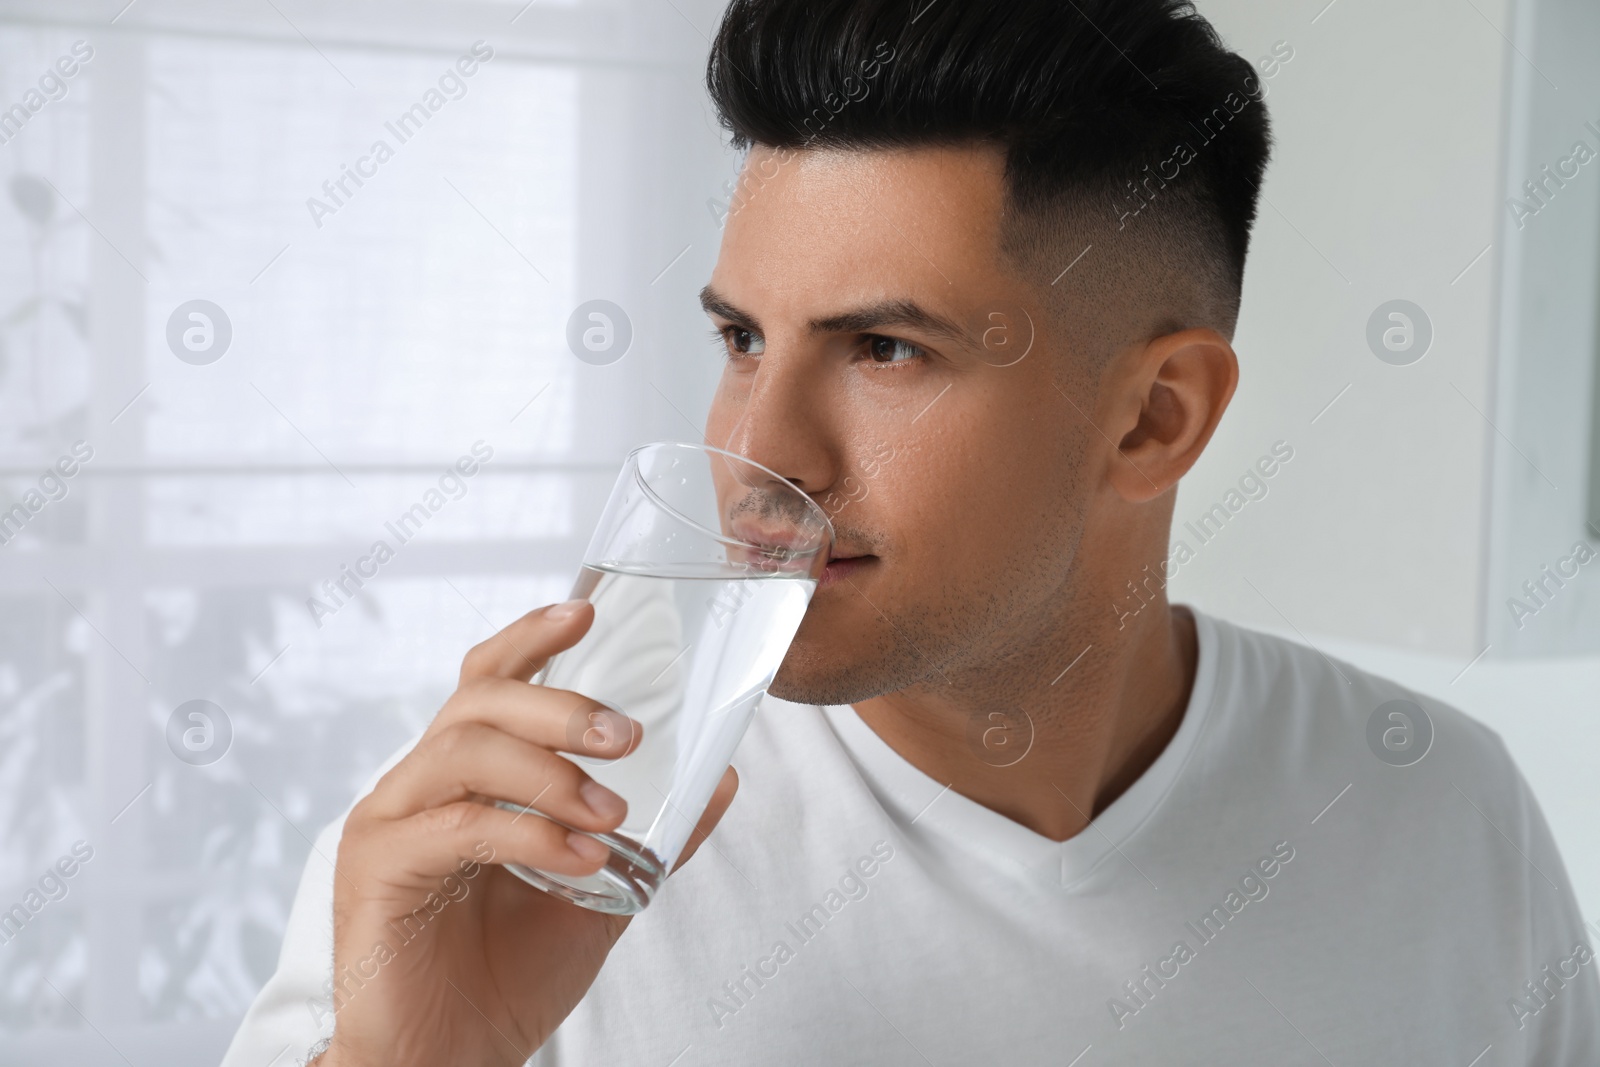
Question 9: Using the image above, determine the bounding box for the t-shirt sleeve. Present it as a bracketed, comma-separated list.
[218, 812, 342, 1067]
[1506, 753, 1600, 1063]
[220, 730, 426, 1067]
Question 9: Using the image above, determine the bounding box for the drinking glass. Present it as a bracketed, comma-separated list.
[495, 442, 832, 914]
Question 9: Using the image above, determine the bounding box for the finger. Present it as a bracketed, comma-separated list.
[459, 599, 595, 684]
[350, 797, 616, 883]
[366, 721, 629, 833]
[671, 766, 740, 875]
[431, 677, 643, 761]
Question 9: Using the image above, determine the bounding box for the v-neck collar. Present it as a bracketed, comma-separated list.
[816, 605, 1222, 890]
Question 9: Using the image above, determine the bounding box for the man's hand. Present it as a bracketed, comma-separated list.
[314, 600, 739, 1067]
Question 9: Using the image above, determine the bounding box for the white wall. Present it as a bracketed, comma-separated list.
[1486, 0, 1600, 657]
[1182, 0, 1599, 918]
[1173, 0, 1513, 656]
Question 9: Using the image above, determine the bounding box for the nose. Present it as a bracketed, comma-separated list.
[714, 356, 838, 497]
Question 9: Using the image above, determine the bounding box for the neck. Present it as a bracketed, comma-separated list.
[850, 593, 1198, 843]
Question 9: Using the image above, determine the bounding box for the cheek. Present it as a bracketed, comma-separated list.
[860, 434, 986, 553]
[885, 412, 1079, 561]
[703, 373, 745, 444]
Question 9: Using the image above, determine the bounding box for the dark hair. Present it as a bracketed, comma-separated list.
[707, 0, 1272, 336]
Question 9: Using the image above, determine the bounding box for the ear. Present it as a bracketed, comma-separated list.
[1103, 327, 1238, 503]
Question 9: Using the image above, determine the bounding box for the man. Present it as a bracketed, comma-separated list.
[225, 0, 1599, 1063]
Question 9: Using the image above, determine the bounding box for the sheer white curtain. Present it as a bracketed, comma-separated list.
[0, 1, 731, 1062]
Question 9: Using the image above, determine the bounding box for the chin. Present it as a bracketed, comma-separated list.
[768, 642, 872, 706]
[770, 589, 940, 705]
[767, 666, 882, 708]
[767, 631, 923, 707]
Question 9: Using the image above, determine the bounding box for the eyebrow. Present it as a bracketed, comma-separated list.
[699, 285, 972, 345]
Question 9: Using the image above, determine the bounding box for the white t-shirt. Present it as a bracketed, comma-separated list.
[223, 607, 1599, 1065]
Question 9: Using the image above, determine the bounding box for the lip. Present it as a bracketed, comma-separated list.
[727, 515, 812, 552]
[819, 555, 875, 588]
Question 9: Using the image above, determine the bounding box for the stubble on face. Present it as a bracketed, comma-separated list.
[770, 422, 1097, 710]
[705, 143, 1107, 712]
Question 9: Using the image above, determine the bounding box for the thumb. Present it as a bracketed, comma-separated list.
[671, 766, 740, 874]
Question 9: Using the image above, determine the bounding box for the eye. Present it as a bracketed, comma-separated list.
[710, 325, 765, 359]
[863, 335, 925, 365]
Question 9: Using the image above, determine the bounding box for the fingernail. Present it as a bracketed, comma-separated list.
[546, 598, 586, 620]
[579, 779, 627, 820]
[567, 831, 609, 863]
[577, 706, 636, 756]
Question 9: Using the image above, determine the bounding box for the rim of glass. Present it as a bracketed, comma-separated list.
[625, 441, 835, 556]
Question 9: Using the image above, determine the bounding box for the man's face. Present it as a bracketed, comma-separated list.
[703, 144, 1103, 704]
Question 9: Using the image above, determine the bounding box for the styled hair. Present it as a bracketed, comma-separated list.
[707, 0, 1273, 342]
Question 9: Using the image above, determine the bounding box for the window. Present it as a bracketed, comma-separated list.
[0, 3, 724, 1061]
